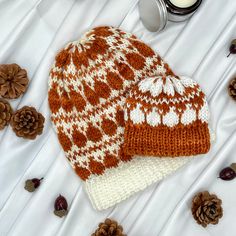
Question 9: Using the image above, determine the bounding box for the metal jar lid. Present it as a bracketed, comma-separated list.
[139, 0, 168, 32]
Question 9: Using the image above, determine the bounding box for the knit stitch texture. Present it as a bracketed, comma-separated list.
[48, 26, 208, 210]
[123, 76, 211, 157]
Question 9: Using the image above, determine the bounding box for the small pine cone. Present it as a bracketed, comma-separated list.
[0, 98, 13, 130]
[92, 218, 127, 236]
[191, 191, 223, 228]
[228, 78, 236, 100]
[0, 63, 29, 99]
[10, 106, 45, 139]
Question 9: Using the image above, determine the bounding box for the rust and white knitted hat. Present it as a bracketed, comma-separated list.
[124, 75, 211, 157]
[48, 26, 206, 210]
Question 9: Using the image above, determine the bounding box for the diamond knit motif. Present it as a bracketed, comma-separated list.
[124, 75, 211, 157]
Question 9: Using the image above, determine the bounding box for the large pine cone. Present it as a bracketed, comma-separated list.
[10, 106, 45, 139]
[191, 191, 223, 227]
[0, 64, 29, 99]
[228, 77, 236, 100]
[0, 98, 13, 130]
[92, 219, 127, 236]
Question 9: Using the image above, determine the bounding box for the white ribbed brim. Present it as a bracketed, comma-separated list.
[85, 156, 194, 210]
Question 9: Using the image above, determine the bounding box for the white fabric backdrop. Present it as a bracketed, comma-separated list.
[0, 0, 236, 235]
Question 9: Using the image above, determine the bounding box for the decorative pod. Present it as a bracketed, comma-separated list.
[191, 191, 223, 228]
[227, 39, 236, 57]
[10, 106, 45, 139]
[54, 195, 68, 218]
[24, 178, 43, 192]
[0, 63, 29, 99]
[228, 78, 236, 101]
[91, 218, 127, 236]
[0, 98, 13, 130]
[219, 167, 236, 181]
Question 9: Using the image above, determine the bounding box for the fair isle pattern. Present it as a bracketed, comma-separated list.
[126, 76, 210, 126]
[48, 26, 198, 210]
[124, 75, 211, 157]
[48, 26, 172, 180]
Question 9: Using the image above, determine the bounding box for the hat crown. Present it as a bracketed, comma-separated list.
[138, 75, 198, 98]
[126, 76, 210, 127]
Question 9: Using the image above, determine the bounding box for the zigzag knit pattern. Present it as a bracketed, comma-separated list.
[48, 26, 209, 210]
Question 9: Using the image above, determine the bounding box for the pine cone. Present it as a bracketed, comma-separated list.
[0, 64, 29, 99]
[228, 77, 236, 100]
[92, 219, 127, 236]
[191, 191, 223, 227]
[10, 106, 45, 139]
[0, 98, 13, 130]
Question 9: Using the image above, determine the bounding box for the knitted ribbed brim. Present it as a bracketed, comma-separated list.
[85, 156, 193, 210]
[124, 122, 210, 157]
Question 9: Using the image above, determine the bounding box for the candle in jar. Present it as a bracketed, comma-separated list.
[169, 0, 198, 8]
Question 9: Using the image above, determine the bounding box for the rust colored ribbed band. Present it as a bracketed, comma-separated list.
[124, 122, 210, 157]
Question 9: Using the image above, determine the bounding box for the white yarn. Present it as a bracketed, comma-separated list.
[130, 104, 145, 124]
[138, 75, 187, 97]
[85, 155, 195, 210]
[163, 77, 175, 96]
[179, 76, 197, 88]
[162, 108, 179, 127]
[198, 100, 210, 123]
[181, 106, 197, 125]
[170, 76, 185, 95]
[146, 109, 161, 126]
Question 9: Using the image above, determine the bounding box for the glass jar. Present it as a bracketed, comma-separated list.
[139, 0, 202, 32]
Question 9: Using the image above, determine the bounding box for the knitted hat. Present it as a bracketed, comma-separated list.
[124, 75, 211, 157]
[48, 26, 204, 210]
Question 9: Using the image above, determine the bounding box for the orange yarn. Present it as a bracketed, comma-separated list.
[124, 121, 210, 157]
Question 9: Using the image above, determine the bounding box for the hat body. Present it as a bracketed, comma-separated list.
[124, 75, 211, 157]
